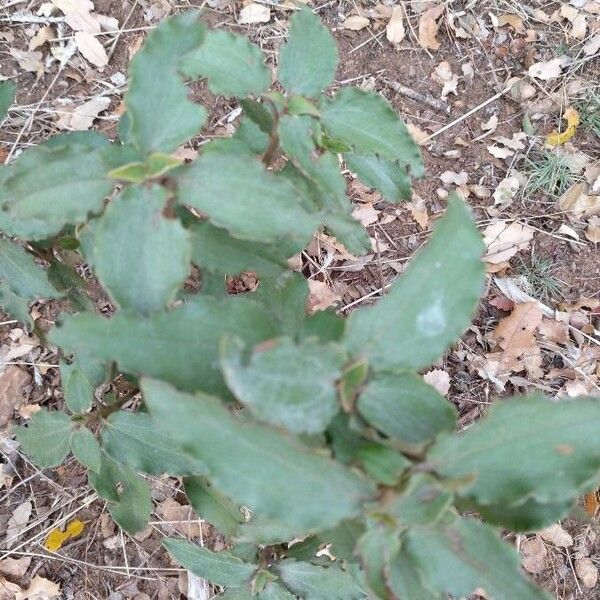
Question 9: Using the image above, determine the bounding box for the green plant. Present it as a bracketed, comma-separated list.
[523, 149, 577, 198]
[1, 10, 600, 600]
[576, 87, 600, 138]
[517, 251, 563, 302]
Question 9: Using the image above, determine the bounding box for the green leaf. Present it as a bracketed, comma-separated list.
[403, 516, 550, 600]
[50, 296, 277, 395]
[164, 538, 257, 586]
[182, 29, 270, 97]
[275, 560, 367, 600]
[301, 310, 345, 343]
[221, 336, 344, 434]
[251, 273, 308, 338]
[190, 221, 288, 277]
[387, 548, 441, 600]
[0, 282, 32, 325]
[429, 394, 600, 514]
[176, 151, 318, 245]
[143, 378, 375, 534]
[94, 185, 190, 313]
[124, 12, 207, 153]
[356, 525, 400, 598]
[184, 476, 243, 537]
[239, 99, 274, 133]
[215, 587, 254, 600]
[0, 81, 16, 122]
[323, 211, 371, 256]
[233, 118, 270, 154]
[345, 196, 484, 371]
[357, 373, 456, 448]
[356, 443, 410, 486]
[16, 410, 73, 468]
[0, 237, 57, 300]
[70, 427, 102, 472]
[388, 474, 452, 526]
[288, 95, 320, 117]
[320, 87, 424, 176]
[108, 153, 183, 182]
[258, 582, 296, 600]
[473, 497, 574, 533]
[345, 153, 411, 202]
[103, 411, 200, 475]
[60, 356, 105, 413]
[0, 138, 115, 240]
[278, 8, 338, 97]
[89, 455, 152, 533]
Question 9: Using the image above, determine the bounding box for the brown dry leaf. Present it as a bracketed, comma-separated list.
[539, 523, 573, 547]
[583, 33, 600, 56]
[352, 204, 378, 227]
[56, 96, 110, 131]
[492, 176, 520, 208]
[9, 49, 43, 76]
[489, 302, 543, 360]
[528, 58, 564, 81]
[480, 114, 498, 132]
[520, 536, 548, 574]
[6, 501, 32, 546]
[431, 61, 458, 99]
[440, 170, 468, 186]
[585, 216, 600, 243]
[575, 557, 598, 588]
[0, 365, 32, 427]
[491, 12, 525, 32]
[29, 26, 54, 50]
[156, 499, 202, 538]
[0, 556, 31, 578]
[307, 280, 340, 314]
[238, 3, 270, 24]
[406, 196, 429, 229]
[538, 319, 570, 345]
[487, 145, 514, 159]
[570, 13, 588, 39]
[483, 221, 534, 264]
[0, 576, 22, 598]
[74, 31, 108, 68]
[418, 3, 445, 50]
[51, 0, 100, 33]
[15, 575, 60, 600]
[386, 6, 405, 44]
[423, 369, 450, 396]
[342, 15, 370, 31]
[559, 183, 600, 219]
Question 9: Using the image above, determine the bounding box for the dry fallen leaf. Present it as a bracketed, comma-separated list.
[0, 365, 32, 427]
[156, 499, 203, 538]
[342, 15, 370, 31]
[487, 145, 514, 159]
[546, 107, 580, 147]
[520, 536, 548, 574]
[386, 6, 405, 44]
[0, 556, 31, 578]
[585, 216, 600, 243]
[440, 170, 468, 186]
[583, 33, 600, 56]
[575, 557, 598, 588]
[29, 26, 54, 50]
[0, 576, 22, 598]
[406, 122, 428, 145]
[9, 49, 44, 76]
[307, 280, 340, 314]
[51, 0, 100, 33]
[539, 523, 573, 547]
[75, 31, 108, 67]
[528, 58, 564, 81]
[57, 96, 110, 131]
[15, 575, 60, 600]
[483, 221, 534, 264]
[423, 369, 450, 396]
[6, 501, 32, 547]
[492, 176, 520, 208]
[352, 204, 378, 227]
[406, 196, 429, 229]
[418, 3, 446, 50]
[431, 61, 458, 99]
[481, 114, 498, 132]
[238, 3, 270, 24]
[489, 302, 543, 363]
[559, 183, 600, 219]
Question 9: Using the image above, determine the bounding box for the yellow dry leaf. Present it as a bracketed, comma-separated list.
[44, 519, 85, 551]
[545, 107, 580, 147]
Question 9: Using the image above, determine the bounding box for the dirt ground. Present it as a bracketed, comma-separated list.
[0, 0, 599, 598]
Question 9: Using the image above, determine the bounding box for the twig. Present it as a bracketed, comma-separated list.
[421, 84, 513, 143]
[384, 78, 450, 115]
